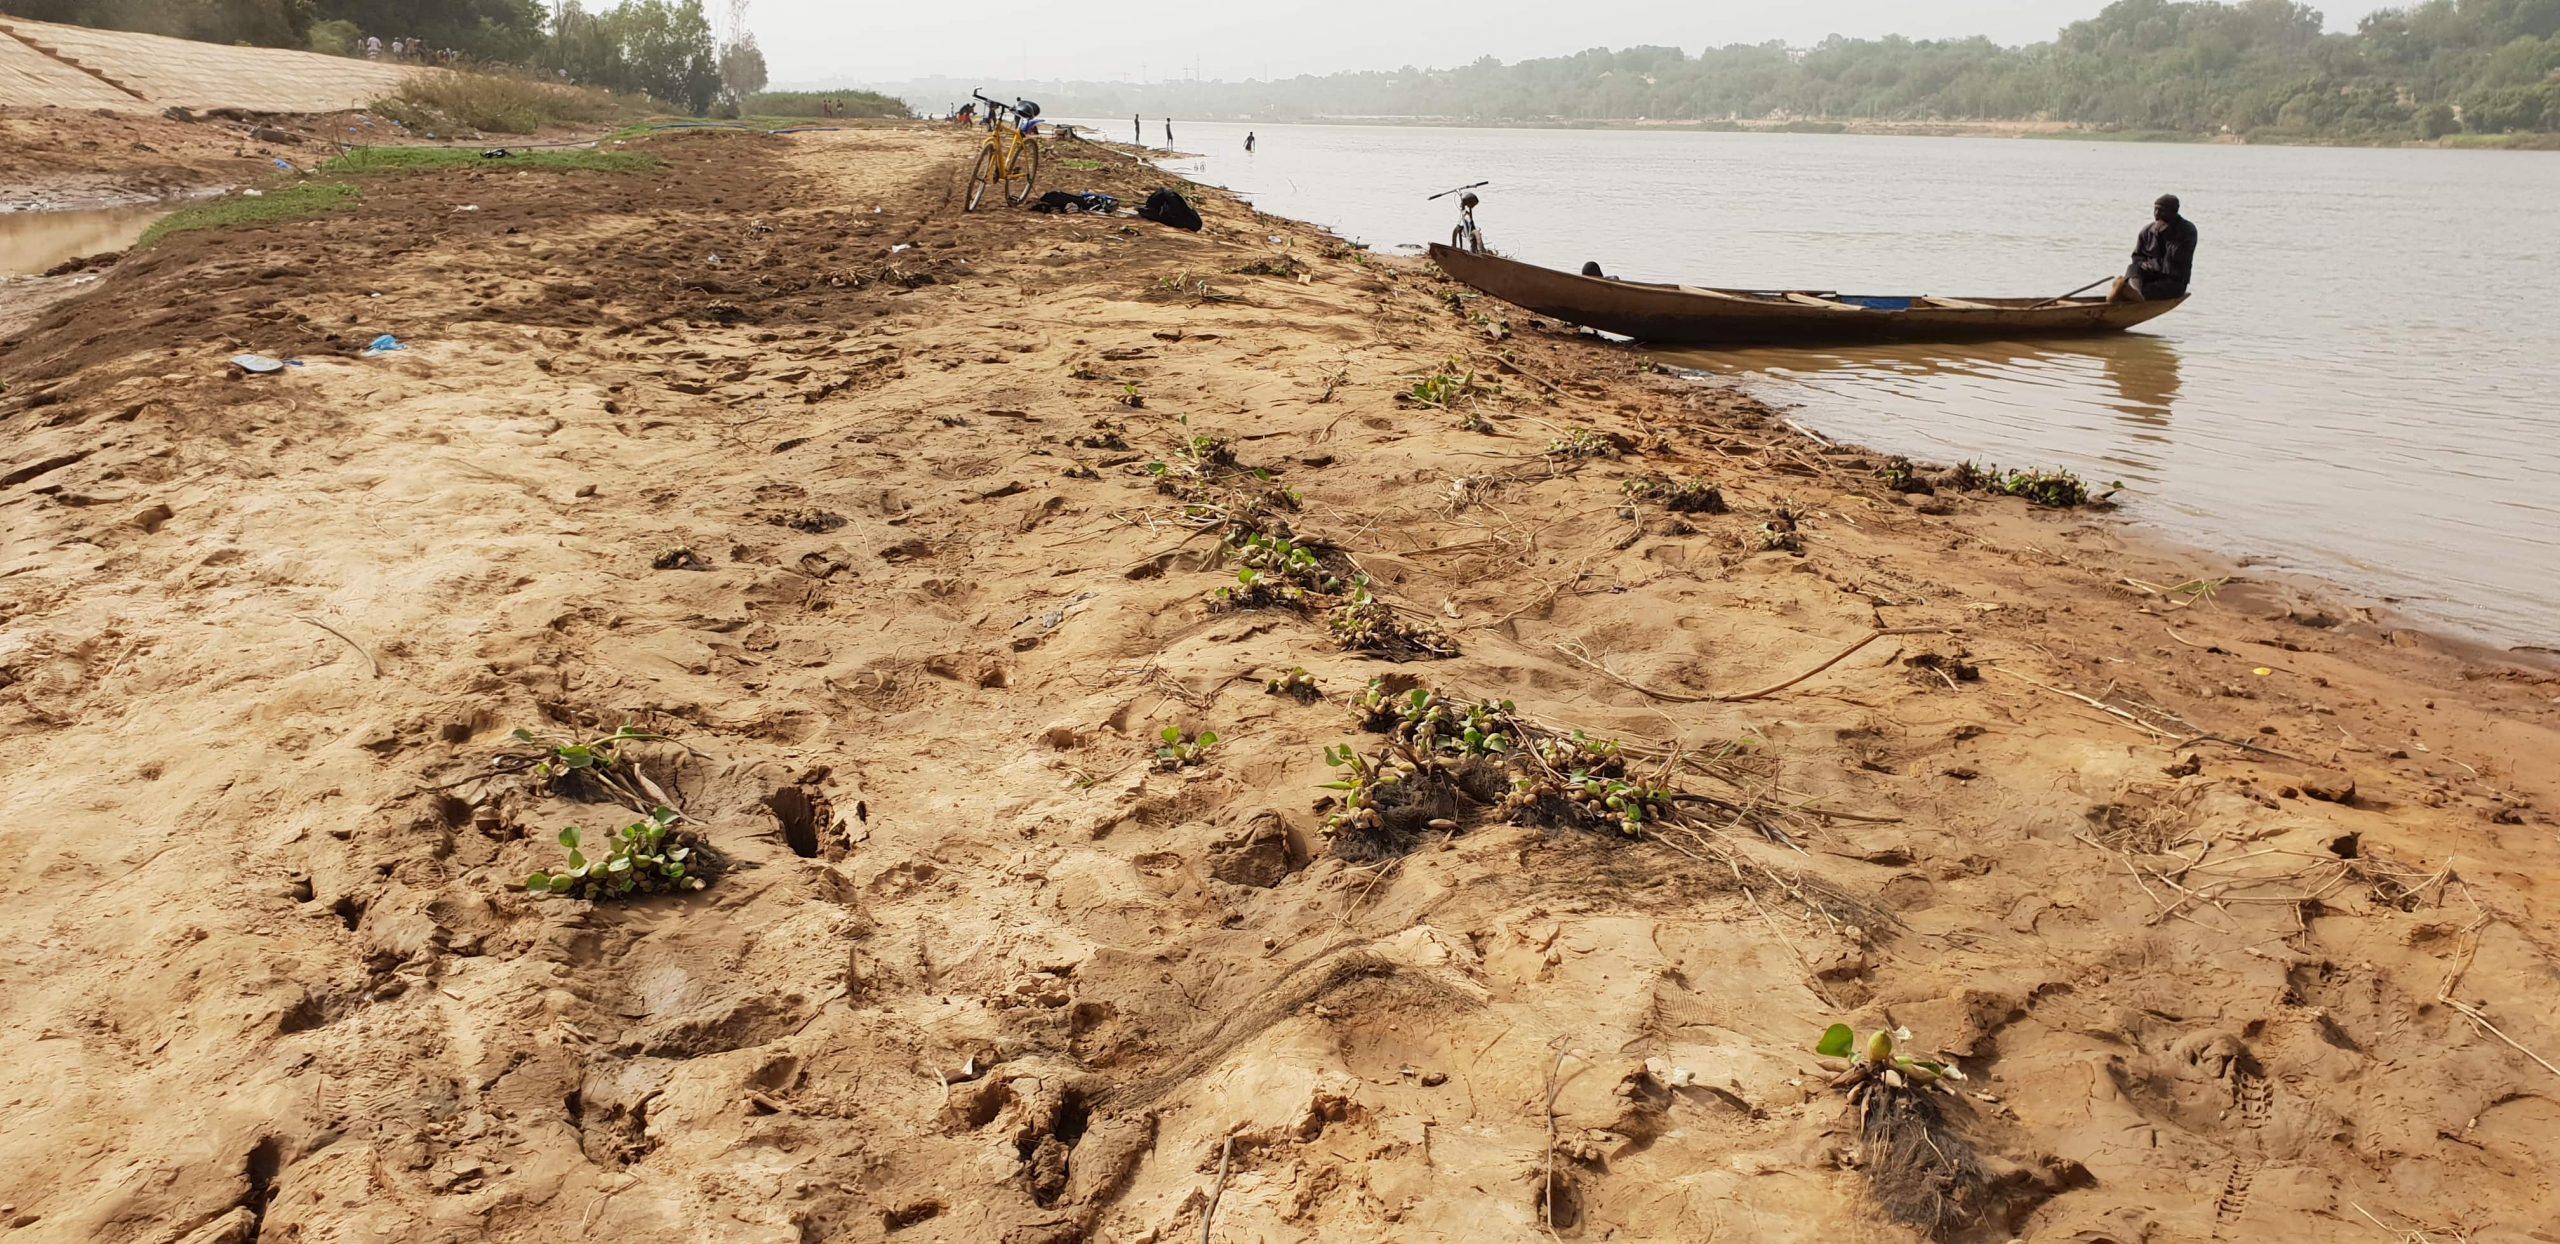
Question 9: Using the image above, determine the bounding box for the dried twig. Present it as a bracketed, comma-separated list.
[295, 615, 380, 678]
[1541, 1045, 1574, 1242]
[1551, 627, 1947, 704]
[2169, 733, 2314, 764]
[1989, 667, 2173, 739]
[2441, 996, 2560, 1083]
[1200, 1133, 1234, 1244]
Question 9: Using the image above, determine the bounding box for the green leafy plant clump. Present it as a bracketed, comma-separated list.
[528, 807, 710, 900]
[1319, 681, 1684, 856]
[141, 182, 360, 246]
[1948, 461, 2117, 508]
[510, 724, 657, 780]
[1816, 1023, 1967, 1089]
[1265, 667, 1320, 701]
[1359, 681, 1515, 756]
[1504, 730, 1675, 837]
[1545, 426, 1613, 460]
[1209, 526, 1339, 610]
[1405, 361, 1496, 408]
[1622, 474, 1727, 514]
[1878, 456, 1936, 495]
[1327, 580, 1459, 659]
[1155, 726, 1221, 769]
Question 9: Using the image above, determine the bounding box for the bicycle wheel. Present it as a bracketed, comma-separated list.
[965, 144, 996, 212]
[1004, 139, 1041, 206]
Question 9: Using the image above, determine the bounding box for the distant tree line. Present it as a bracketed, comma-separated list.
[0, 0, 848, 117]
[940, 0, 2560, 142]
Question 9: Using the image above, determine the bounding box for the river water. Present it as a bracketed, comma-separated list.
[0, 203, 169, 277]
[1098, 119, 2560, 649]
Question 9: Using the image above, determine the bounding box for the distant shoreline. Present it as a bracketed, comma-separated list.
[1037, 111, 2560, 152]
[1178, 115, 2560, 152]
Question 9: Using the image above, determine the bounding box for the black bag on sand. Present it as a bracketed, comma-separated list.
[1138, 188, 1203, 231]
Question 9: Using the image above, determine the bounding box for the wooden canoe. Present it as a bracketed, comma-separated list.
[1428, 244, 2184, 346]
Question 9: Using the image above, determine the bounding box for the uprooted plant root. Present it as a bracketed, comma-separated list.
[1852, 1075, 1995, 1237]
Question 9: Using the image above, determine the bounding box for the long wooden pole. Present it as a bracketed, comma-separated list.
[2032, 275, 2114, 308]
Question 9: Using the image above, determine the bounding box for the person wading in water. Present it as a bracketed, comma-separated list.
[2111, 193, 2197, 303]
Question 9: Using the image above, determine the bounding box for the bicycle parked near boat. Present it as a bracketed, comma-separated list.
[1430, 180, 1491, 253]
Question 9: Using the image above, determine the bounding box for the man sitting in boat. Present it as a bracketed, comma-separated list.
[2111, 194, 2196, 303]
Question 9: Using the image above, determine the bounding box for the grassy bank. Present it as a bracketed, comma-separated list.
[374, 70, 644, 136]
[743, 89, 912, 118]
[322, 146, 658, 175]
[2022, 128, 2206, 143]
[2441, 131, 2560, 150]
[139, 182, 359, 245]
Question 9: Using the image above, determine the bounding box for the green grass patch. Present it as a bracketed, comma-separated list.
[141, 182, 359, 246]
[373, 69, 640, 136]
[598, 113, 886, 144]
[744, 89, 912, 119]
[1060, 157, 1106, 171]
[2024, 128, 2206, 143]
[322, 146, 659, 175]
[2441, 131, 2560, 150]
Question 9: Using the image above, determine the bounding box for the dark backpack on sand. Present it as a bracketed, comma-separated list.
[1138, 188, 1202, 231]
[1033, 190, 1118, 215]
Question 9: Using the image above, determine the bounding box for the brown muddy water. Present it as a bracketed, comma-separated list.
[0, 203, 170, 277]
[1141, 122, 2560, 649]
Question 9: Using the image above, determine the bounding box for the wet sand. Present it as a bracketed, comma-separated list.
[3, 122, 2557, 1243]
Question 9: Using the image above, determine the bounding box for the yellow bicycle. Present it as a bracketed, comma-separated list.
[965, 89, 1042, 211]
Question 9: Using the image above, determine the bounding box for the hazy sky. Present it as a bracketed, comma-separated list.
[757, 0, 2401, 85]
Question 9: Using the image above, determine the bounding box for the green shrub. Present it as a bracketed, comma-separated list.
[743, 89, 915, 119]
[528, 808, 710, 899]
[375, 70, 639, 135]
[308, 19, 361, 56]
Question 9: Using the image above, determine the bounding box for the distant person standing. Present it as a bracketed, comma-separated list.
[1244, 131, 1256, 152]
[365, 34, 381, 58]
[2112, 193, 2197, 303]
[1164, 118, 1173, 149]
[1133, 114, 1141, 146]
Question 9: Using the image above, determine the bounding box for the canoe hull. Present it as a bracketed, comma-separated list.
[1428, 244, 2184, 346]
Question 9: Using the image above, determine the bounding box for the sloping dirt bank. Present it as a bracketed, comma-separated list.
[2, 124, 2556, 1244]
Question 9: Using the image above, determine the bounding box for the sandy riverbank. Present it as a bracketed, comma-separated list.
[3, 122, 2557, 1243]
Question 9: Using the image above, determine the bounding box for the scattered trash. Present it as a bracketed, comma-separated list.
[706, 253, 723, 265]
[273, 158, 294, 172]
[888, 243, 911, 254]
[241, 189, 263, 198]
[231, 355, 296, 374]
[360, 334, 403, 357]
[481, 148, 513, 159]
[452, 204, 479, 212]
